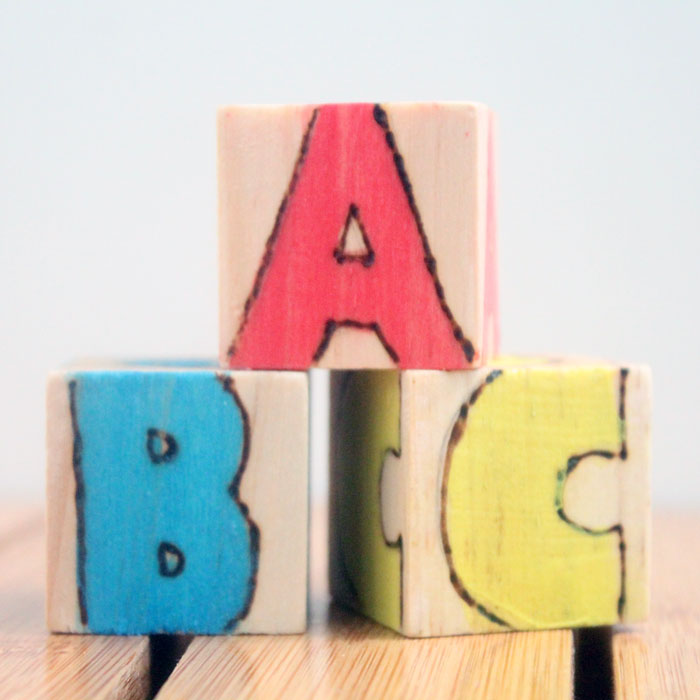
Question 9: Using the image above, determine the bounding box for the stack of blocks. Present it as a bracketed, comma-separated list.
[46, 102, 651, 638]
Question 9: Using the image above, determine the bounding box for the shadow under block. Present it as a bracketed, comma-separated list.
[329, 360, 651, 637]
[46, 363, 309, 635]
[219, 102, 499, 370]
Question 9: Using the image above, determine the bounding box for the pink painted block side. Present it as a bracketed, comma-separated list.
[482, 109, 500, 360]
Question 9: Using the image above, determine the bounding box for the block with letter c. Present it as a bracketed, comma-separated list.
[330, 360, 650, 636]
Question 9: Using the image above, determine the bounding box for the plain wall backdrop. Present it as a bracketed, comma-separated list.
[1, 1, 698, 504]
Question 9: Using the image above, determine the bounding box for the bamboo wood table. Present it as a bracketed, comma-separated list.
[0, 507, 697, 699]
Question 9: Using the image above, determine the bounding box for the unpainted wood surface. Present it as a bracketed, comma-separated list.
[0, 507, 149, 700]
[157, 506, 574, 700]
[613, 513, 700, 699]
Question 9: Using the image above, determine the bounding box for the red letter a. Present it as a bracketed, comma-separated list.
[227, 103, 476, 370]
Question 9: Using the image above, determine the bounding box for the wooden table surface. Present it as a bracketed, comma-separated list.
[0, 507, 149, 700]
[0, 507, 697, 699]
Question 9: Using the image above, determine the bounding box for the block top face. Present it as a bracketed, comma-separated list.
[54, 359, 309, 380]
[56, 358, 239, 372]
[218, 101, 499, 371]
[405, 355, 651, 373]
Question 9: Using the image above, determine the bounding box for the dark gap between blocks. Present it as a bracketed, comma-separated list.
[148, 634, 192, 699]
[574, 627, 614, 700]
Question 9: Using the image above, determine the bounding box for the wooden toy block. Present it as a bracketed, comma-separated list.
[46, 362, 308, 635]
[330, 360, 651, 637]
[219, 101, 499, 370]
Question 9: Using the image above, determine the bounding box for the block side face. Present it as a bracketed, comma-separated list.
[482, 109, 500, 358]
[233, 371, 309, 634]
[329, 370, 403, 634]
[46, 372, 83, 632]
[220, 102, 495, 370]
[619, 366, 652, 622]
[328, 373, 348, 612]
[67, 368, 295, 635]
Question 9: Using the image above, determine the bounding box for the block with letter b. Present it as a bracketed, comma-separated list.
[219, 101, 498, 370]
[46, 362, 308, 635]
[330, 360, 651, 636]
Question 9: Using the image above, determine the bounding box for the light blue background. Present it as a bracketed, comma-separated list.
[1, 1, 698, 505]
[73, 370, 254, 633]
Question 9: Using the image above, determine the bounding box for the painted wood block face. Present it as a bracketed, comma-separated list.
[46, 362, 308, 635]
[219, 102, 499, 370]
[330, 360, 651, 637]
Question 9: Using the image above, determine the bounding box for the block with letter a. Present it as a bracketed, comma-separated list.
[219, 102, 498, 370]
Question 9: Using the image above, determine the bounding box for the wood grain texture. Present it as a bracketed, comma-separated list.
[157, 505, 574, 700]
[218, 102, 498, 370]
[330, 360, 651, 637]
[0, 507, 150, 700]
[46, 363, 308, 635]
[613, 513, 700, 699]
[3, 506, 696, 698]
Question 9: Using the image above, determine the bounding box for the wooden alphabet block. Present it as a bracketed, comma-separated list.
[46, 362, 308, 635]
[330, 360, 651, 636]
[219, 102, 498, 370]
